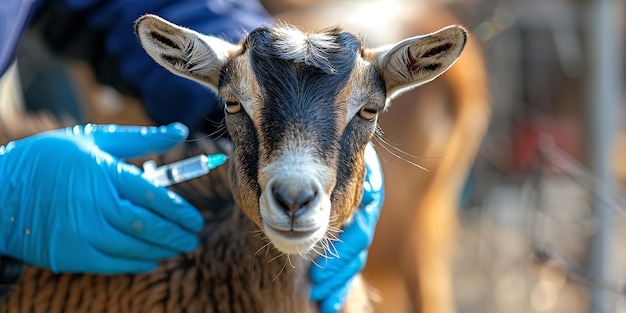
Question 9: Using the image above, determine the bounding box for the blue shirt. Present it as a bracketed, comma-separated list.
[0, 0, 272, 132]
[0, 0, 41, 75]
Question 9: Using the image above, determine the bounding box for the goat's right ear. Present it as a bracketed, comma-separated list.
[134, 14, 238, 89]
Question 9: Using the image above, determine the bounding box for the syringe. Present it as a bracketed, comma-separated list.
[142, 153, 228, 187]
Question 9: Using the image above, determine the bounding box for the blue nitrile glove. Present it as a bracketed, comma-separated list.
[0, 122, 204, 274]
[310, 142, 384, 313]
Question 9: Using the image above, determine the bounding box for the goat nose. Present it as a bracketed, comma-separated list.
[273, 187, 317, 216]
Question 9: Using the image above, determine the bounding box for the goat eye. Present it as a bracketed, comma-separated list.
[224, 96, 242, 114]
[358, 105, 379, 121]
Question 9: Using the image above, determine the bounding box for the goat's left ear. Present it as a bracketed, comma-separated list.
[134, 14, 238, 90]
[365, 25, 467, 98]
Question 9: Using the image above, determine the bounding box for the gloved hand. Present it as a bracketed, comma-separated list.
[310, 142, 384, 313]
[0, 123, 203, 274]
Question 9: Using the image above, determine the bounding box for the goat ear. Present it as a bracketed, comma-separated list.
[134, 14, 238, 89]
[366, 25, 467, 98]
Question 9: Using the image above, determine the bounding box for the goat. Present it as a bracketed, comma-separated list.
[0, 14, 466, 312]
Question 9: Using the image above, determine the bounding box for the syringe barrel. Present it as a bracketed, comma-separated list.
[144, 154, 210, 187]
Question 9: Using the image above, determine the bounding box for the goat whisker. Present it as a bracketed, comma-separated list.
[327, 224, 343, 231]
[326, 225, 343, 235]
[323, 236, 340, 259]
[372, 136, 430, 171]
[287, 255, 296, 269]
[267, 251, 286, 264]
[309, 246, 329, 259]
[252, 241, 272, 272]
[306, 249, 326, 269]
[271, 257, 289, 282]
[325, 232, 341, 243]
[251, 229, 266, 238]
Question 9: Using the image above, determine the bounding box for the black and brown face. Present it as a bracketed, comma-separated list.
[135, 14, 467, 255]
[220, 26, 384, 254]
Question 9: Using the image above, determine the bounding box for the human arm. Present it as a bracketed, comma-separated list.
[0, 122, 203, 274]
[33, 0, 273, 133]
[309, 142, 384, 313]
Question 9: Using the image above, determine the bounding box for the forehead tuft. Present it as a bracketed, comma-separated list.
[245, 25, 362, 75]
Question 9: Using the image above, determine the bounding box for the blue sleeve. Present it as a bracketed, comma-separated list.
[0, 0, 36, 75]
[55, 0, 273, 133]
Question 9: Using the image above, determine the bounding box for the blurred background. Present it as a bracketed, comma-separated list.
[4, 0, 626, 312]
[429, 0, 626, 312]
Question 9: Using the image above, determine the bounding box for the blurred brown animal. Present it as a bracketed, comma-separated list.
[271, 1, 491, 312]
[0, 12, 469, 312]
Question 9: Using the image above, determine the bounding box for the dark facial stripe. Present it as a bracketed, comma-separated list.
[248, 28, 362, 157]
[226, 107, 261, 201]
[332, 115, 369, 209]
